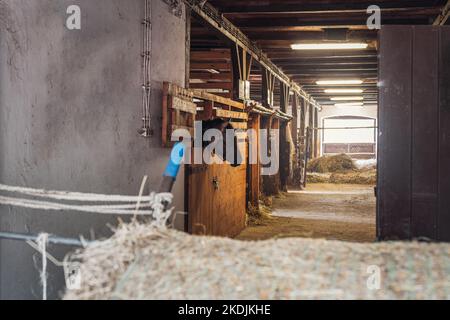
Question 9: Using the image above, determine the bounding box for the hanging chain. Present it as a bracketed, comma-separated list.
[140, 0, 153, 137]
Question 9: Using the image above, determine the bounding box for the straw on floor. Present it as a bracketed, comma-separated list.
[64, 222, 450, 300]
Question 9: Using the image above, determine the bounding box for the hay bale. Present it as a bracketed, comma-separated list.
[308, 154, 356, 173]
[65, 223, 450, 300]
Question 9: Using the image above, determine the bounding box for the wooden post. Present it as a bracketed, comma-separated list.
[231, 44, 253, 102]
[261, 67, 275, 108]
[185, 7, 191, 88]
[308, 102, 315, 159]
[261, 116, 280, 196]
[291, 93, 303, 188]
[248, 114, 261, 208]
[279, 83, 291, 192]
[314, 108, 320, 158]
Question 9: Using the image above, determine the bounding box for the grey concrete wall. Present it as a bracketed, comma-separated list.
[0, 0, 186, 299]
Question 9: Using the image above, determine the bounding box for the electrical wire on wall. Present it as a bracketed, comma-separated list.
[139, 0, 153, 137]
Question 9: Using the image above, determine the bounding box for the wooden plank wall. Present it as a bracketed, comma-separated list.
[378, 26, 450, 241]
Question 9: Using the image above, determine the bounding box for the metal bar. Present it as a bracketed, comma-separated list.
[0, 232, 88, 247]
[183, 0, 320, 109]
[434, 0, 450, 25]
[313, 126, 378, 130]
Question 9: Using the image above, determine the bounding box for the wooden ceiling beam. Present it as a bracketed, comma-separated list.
[227, 17, 432, 28]
[190, 50, 230, 61]
[190, 62, 230, 70]
[192, 30, 377, 42]
[222, 7, 440, 18]
[266, 51, 378, 59]
[208, 0, 442, 14]
[190, 82, 233, 90]
[190, 72, 231, 81]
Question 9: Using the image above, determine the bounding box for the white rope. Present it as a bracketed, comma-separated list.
[0, 184, 155, 202]
[1, 177, 175, 298]
[0, 195, 155, 215]
[36, 233, 49, 300]
[133, 176, 148, 219]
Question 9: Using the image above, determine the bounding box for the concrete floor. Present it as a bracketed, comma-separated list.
[237, 183, 376, 242]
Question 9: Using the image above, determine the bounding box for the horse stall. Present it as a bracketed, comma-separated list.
[162, 83, 248, 237]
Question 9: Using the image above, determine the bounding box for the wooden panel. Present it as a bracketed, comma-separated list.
[190, 82, 233, 90]
[162, 82, 196, 147]
[212, 163, 247, 237]
[191, 62, 231, 70]
[196, 108, 248, 122]
[192, 89, 245, 109]
[214, 109, 248, 120]
[378, 26, 413, 240]
[438, 27, 450, 241]
[324, 143, 375, 154]
[411, 26, 439, 239]
[191, 50, 230, 61]
[378, 26, 450, 241]
[170, 96, 197, 114]
[188, 164, 213, 235]
[188, 152, 247, 237]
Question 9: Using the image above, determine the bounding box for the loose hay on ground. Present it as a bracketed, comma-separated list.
[308, 169, 377, 185]
[247, 202, 273, 226]
[65, 223, 450, 300]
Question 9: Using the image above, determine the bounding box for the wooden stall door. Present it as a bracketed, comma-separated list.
[188, 138, 247, 238]
[188, 164, 213, 235]
[378, 26, 450, 241]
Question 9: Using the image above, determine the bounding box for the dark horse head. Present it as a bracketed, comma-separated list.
[202, 119, 243, 167]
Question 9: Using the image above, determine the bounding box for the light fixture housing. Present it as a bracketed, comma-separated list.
[330, 96, 364, 101]
[334, 102, 364, 107]
[325, 89, 364, 94]
[291, 43, 368, 50]
[316, 79, 363, 85]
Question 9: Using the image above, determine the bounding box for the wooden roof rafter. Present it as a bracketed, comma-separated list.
[434, 0, 450, 25]
[183, 0, 321, 109]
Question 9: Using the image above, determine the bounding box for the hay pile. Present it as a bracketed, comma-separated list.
[307, 155, 376, 185]
[308, 154, 356, 173]
[65, 222, 450, 300]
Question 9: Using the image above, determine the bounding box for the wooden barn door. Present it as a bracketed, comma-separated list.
[188, 134, 247, 237]
[378, 26, 450, 241]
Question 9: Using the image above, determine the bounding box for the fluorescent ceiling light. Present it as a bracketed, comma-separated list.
[291, 43, 368, 50]
[330, 96, 364, 101]
[325, 89, 363, 94]
[335, 102, 364, 107]
[316, 79, 363, 85]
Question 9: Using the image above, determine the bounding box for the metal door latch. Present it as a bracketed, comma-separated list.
[212, 177, 220, 190]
